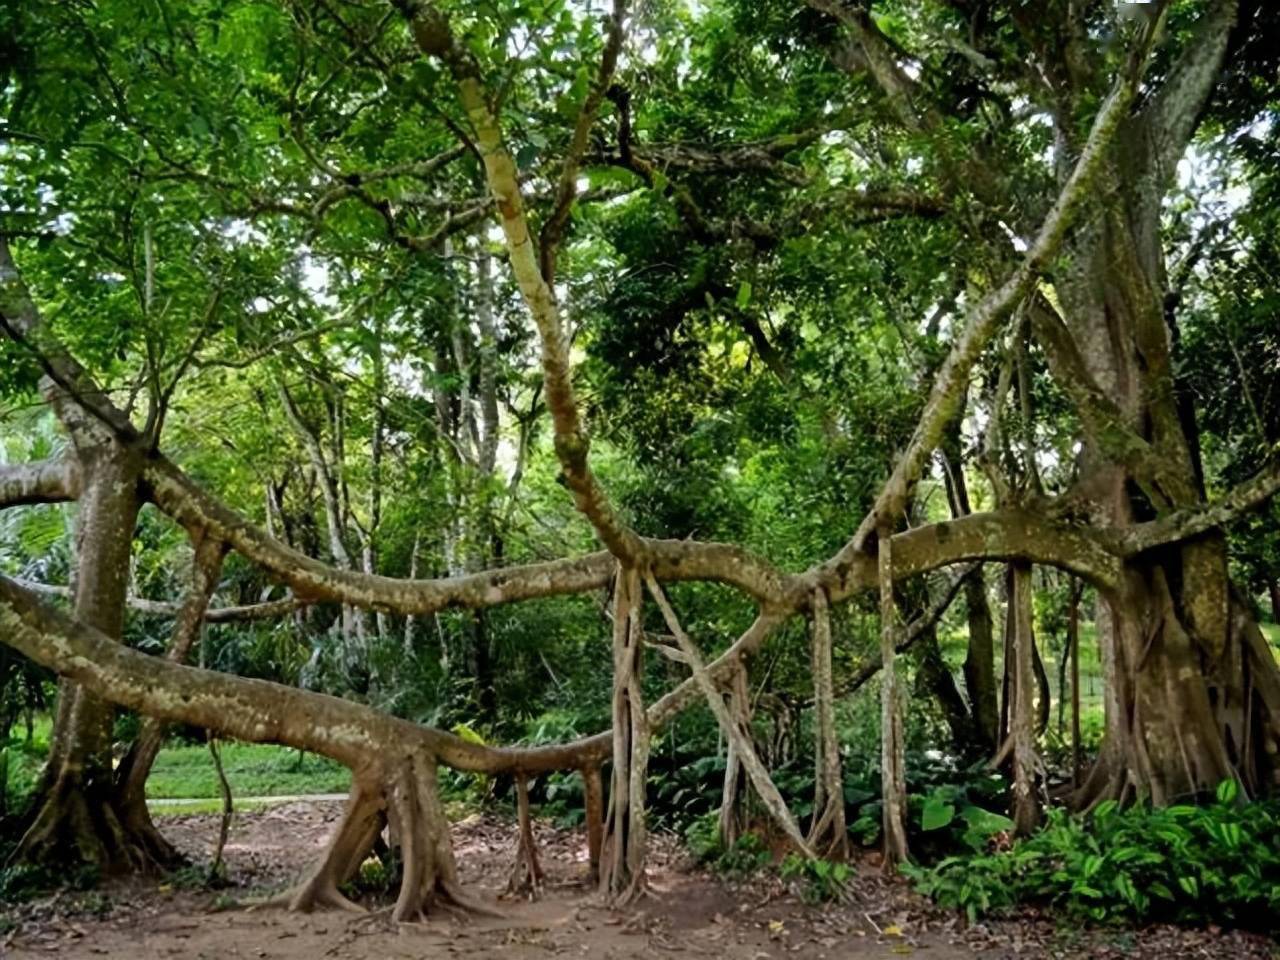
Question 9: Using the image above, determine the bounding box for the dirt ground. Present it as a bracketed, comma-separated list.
[2, 800, 1276, 959]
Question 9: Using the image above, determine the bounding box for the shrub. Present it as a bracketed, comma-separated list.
[904, 780, 1280, 928]
[780, 854, 853, 903]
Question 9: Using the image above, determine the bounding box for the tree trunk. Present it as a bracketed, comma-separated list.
[807, 587, 847, 859]
[1269, 580, 1280, 627]
[916, 625, 982, 756]
[1010, 563, 1040, 835]
[1057, 153, 1280, 805]
[718, 667, 749, 847]
[941, 442, 998, 751]
[114, 533, 226, 865]
[600, 566, 648, 903]
[877, 524, 909, 866]
[13, 448, 145, 871]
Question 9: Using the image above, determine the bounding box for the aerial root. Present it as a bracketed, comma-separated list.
[505, 773, 545, 900]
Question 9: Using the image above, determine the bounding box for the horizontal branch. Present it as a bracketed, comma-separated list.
[12, 578, 303, 623]
[0, 458, 77, 507]
[0, 573, 778, 777]
[143, 454, 801, 612]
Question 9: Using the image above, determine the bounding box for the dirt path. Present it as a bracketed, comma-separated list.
[2, 800, 1275, 959]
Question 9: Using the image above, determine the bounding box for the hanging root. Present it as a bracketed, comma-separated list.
[807, 586, 848, 860]
[582, 764, 604, 887]
[505, 773, 545, 900]
[599, 565, 650, 905]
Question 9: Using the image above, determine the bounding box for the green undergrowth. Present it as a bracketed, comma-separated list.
[145, 741, 350, 799]
[905, 780, 1280, 929]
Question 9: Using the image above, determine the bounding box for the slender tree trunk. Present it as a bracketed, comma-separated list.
[718, 667, 748, 847]
[916, 625, 981, 754]
[942, 442, 998, 750]
[600, 566, 648, 903]
[807, 587, 847, 858]
[1010, 562, 1040, 835]
[877, 524, 909, 866]
[114, 534, 226, 862]
[1269, 580, 1280, 627]
[1069, 584, 1082, 789]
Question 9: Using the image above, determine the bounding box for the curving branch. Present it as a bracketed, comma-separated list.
[1148, 0, 1239, 180]
[0, 458, 77, 507]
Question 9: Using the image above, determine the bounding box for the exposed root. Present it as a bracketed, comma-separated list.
[13, 766, 175, 875]
[275, 779, 385, 913]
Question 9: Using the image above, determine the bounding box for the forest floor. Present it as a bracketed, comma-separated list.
[2, 798, 1277, 960]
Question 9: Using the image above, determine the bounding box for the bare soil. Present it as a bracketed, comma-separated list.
[1, 799, 1276, 959]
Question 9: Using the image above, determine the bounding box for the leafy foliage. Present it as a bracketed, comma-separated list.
[905, 782, 1280, 928]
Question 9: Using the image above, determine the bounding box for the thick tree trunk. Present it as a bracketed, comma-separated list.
[14, 449, 145, 871]
[1058, 167, 1280, 805]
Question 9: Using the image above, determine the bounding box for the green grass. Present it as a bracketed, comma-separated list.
[148, 797, 278, 817]
[1261, 621, 1280, 648]
[3, 720, 350, 809]
[145, 741, 350, 799]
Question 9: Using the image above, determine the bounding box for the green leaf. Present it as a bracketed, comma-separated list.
[921, 795, 956, 831]
[1216, 779, 1239, 805]
[735, 281, 753, 309]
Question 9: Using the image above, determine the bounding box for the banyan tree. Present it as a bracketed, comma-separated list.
[1, 0, 1279, 918]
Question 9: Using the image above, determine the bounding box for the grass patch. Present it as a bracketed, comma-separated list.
[146, 741, 350, 799]
[148, 797, 277, 817]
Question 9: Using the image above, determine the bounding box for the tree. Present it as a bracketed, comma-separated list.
[1, 0, 1278, 894]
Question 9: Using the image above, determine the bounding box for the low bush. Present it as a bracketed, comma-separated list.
[905, 780, 1280, 928]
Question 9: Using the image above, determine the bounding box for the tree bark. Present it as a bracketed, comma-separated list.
[600, 566, 648, 903]
[877, 524, 909, 866]
[807, 586, 847, 858]
[717, 666, 750, 847]
[114, 533, 227, 865]
[1010, 563, 1040, 835]
[14, 447, 145, 871]
[645, 573, 813, 858]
